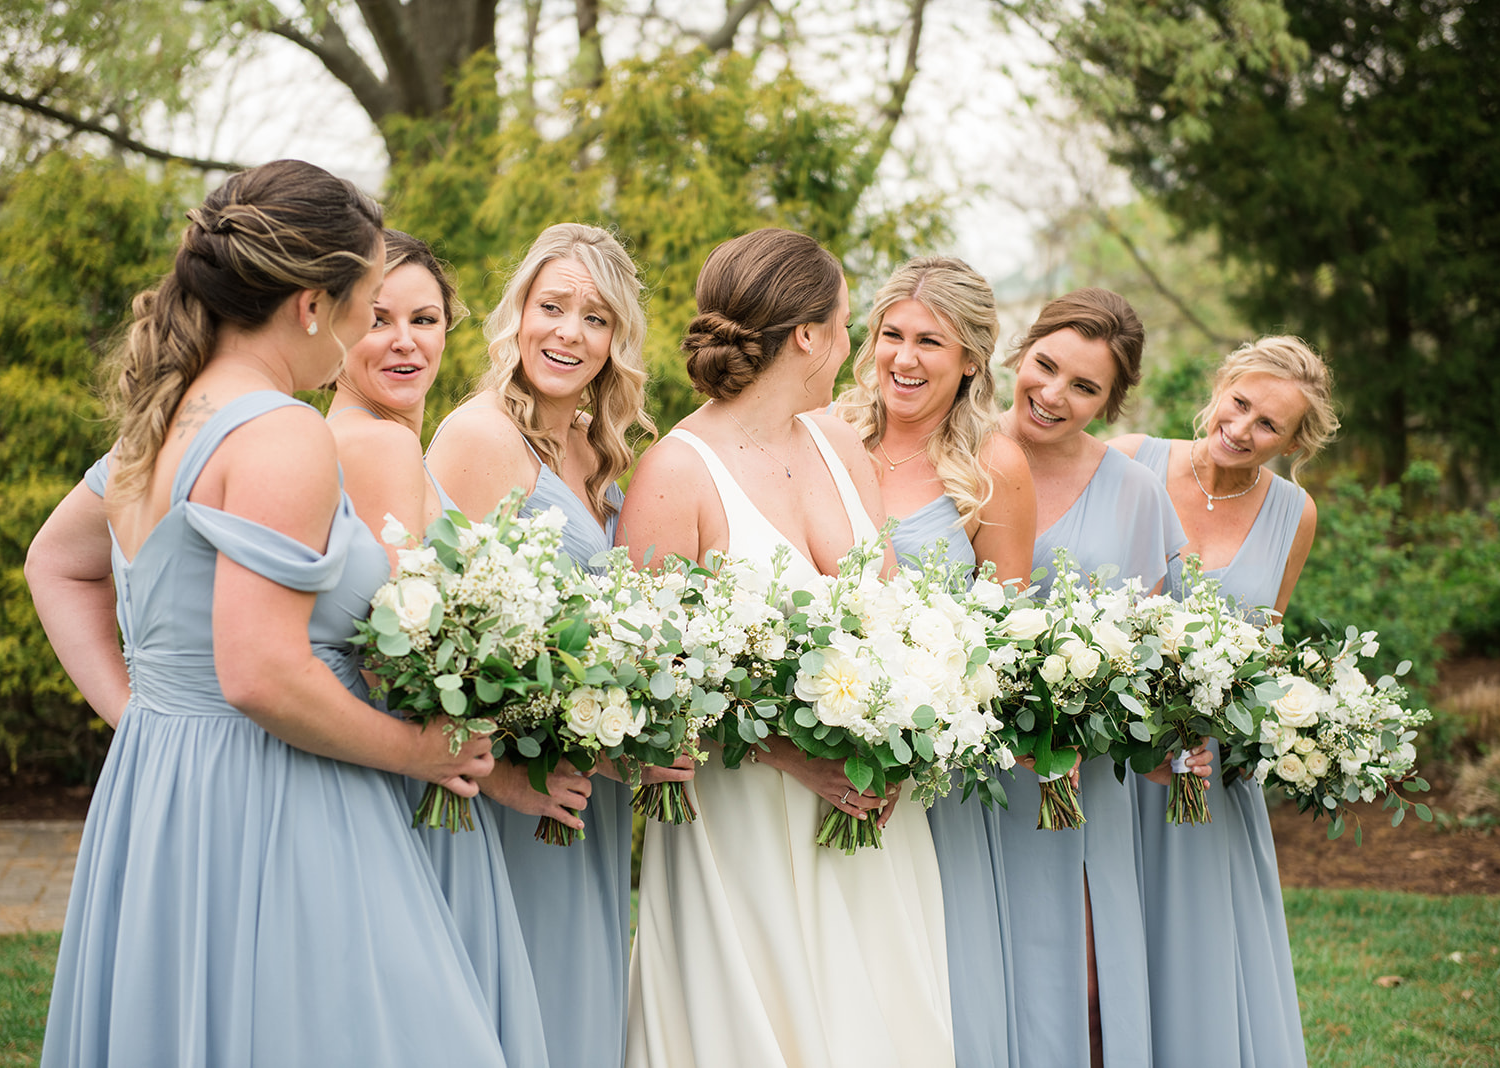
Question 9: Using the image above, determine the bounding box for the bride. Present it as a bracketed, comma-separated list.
[620, 228, 954, 1067]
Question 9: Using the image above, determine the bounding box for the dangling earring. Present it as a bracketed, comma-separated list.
[306, 321, 319, 337]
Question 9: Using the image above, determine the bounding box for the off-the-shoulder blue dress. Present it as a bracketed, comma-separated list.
[41, 392, 504, 1067]
[1132, 436, 1308, 1067]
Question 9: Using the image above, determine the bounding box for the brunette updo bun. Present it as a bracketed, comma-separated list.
[683, 229, 842, 401]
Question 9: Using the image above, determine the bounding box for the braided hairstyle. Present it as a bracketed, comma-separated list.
[105, 159, 382, 499]
[682, 229, 844, 401]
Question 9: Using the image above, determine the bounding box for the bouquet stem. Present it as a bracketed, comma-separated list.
[413, 784, 475, 833]
[1166, 770, 1212, 825]
[632, 782, 697, 824]
[534, 812, 585, 847]
[816, 808, 883, 854]
[1037, 777, 1085, 830]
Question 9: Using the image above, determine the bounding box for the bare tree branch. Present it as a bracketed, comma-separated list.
[264, 12, 397, 124]
[1091, 206, 1237, 349]
[353, 0, 434, 113]
[696, 0, 771, 52]
[0, 89, 246, 171]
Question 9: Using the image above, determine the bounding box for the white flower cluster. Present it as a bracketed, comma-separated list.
[1250, 632, 1429, 808]
[1124, 585, 1268, 720]
[790, 556, 1006, 778]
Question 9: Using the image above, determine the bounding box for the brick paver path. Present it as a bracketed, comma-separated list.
[0, 821, 81, 934]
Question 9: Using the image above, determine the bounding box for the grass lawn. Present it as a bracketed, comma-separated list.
[2, 890, 1496, 1067]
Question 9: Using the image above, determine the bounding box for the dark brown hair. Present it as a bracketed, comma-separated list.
[1005, 287, 1144, 423]
[682, 228, 844, 401]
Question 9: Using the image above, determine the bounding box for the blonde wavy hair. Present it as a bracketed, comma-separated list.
[105, 160, 382, 500]
[1194, 335, 1339, 484]
[479, 223, 653, 519]
[836, 256, 1003, 526]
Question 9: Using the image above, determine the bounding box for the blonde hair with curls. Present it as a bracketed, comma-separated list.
[478, 223, 654, 519]
[105, 160, 383, 500]
[836, 257, 1003, 527]
[1194, 335, 1339, 484]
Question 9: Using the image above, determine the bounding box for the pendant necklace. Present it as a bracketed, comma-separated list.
[1189, 439, 1260, 511]
[718, 403, 794, 478]
[876, 437, 928, 471]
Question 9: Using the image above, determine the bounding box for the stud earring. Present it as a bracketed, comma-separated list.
[964, 366, 976, 376]
[306, 321, 318, 337]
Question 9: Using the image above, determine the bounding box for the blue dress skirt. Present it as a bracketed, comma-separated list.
[42, 392, 504, 1068]
[1131, 436, 1308, 1067]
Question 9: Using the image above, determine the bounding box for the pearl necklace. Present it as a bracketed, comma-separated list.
[1189, 439, 1261, 511]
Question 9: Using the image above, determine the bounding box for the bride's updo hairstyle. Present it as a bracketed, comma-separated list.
[1005, 287, 1144, 423]
[106, 159, 383, 499]
[683, 228, 843, 401]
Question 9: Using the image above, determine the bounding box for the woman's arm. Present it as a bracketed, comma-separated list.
[24, 481, 131, 728]
[208, 408, 492, 792]
[969, 430, 1037, 587]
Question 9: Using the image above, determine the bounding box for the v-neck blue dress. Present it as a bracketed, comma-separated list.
[1131, 436, 1308, 1067]
[42, 392, 504, 1067]
[425, 423, 633, 1068]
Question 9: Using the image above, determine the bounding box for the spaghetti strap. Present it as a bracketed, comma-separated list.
[795, 414, 877, 542]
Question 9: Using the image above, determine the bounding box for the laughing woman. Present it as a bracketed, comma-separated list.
[325, 229, 550, 1066]
[1112, 336, 1337, 1068]
[425, 223, 686, 1068]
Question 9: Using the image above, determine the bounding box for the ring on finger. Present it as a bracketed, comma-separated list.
[840, 789, 852, 805]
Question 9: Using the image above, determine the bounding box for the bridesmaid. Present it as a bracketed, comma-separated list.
[833, 255, 1036, 1067]
[326, 229, 549, 1065]
[1111, 336, 1337, 1067]
[988, 288, 1187, 1067]
[24, 161, 504, 1065]
[425, 222, 687, 1068]
[622, 228, 953, 1068]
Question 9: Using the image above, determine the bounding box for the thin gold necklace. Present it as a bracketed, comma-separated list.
[718, 403, 793, 478]
[1189, 439, 1260, 511]
[876, 437, 928, 470]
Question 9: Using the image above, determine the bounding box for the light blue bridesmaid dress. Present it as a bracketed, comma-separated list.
[894, 498, 1023, 1068]
[980, 446, 1183, 1068]
[42, 392, 505, 1068]
[1132, 436, 1309, 1067]
[426, 426, 633, 1068]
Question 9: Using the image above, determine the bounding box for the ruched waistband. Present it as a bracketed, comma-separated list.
[124, 644, 366, 716]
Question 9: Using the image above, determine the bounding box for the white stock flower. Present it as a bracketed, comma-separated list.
[380, 513, 413, 547]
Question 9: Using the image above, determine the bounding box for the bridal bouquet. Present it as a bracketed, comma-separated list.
[970, 555, 1140, 830]
[1222, 624, 1432, 841]
[1114, 562, 1284, 824]
[585, 549, 783, 825]
[718, 535, 1008, 853]
[353, 492, 578, 833]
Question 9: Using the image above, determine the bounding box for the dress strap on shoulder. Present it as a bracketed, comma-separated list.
[1133, 436, 1172, 481]
[795, 414, 877, 542]
[664, 427, 755, 515]
[171, 391, 311, 506]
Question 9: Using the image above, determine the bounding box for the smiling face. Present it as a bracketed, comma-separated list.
[341, 261, 446, 412]
[874, 298, 972, 429]
[517, 257, 614, 403]
[1201, 371, 1309, 469]
[1010, 326, 1115, 444]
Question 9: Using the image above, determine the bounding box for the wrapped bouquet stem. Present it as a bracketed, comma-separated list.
[1165, 729, 1211, 826]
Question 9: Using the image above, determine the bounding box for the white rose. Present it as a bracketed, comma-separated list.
[597, 703, 634, 747]
[1067, 645, 1102, 680]
[1293, 735, 1317, 755]
[1000, 608, 1052, 641]
[967, 662, 1000, 705]
[969, 578, 1010, 612]
[1274, 752, 1306, 783]
[1273, 676, 1323, 728]
[395, 544, 439, 578]
[565, 687, 605, 739]
[1039, 654, 1069, 686]
[387, 577, 441, 632]
[1092, 620, 1134, 661]
[1304, 750, 1331, 778]
[908, 607, 958, 655]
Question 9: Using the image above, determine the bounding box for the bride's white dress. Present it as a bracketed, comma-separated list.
[626, 415, 954, 1068]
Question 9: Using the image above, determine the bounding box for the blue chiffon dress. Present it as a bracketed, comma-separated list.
[1131, 436, 1308, 1067]
[893, 498, 1023, 1068]
[975, 446, 1184, 1068]
[41, 391, 505, 1068]
[426, 427, 633, 1068]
